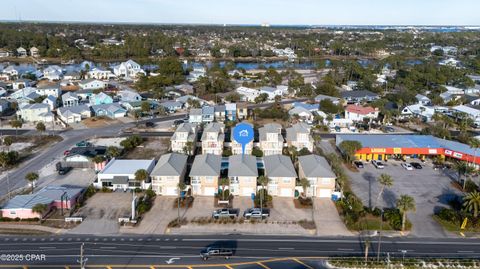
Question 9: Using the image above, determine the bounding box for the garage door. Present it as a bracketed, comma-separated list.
[242, 187, 253, 196]
[166, 187, 177, 196]
[318, 189, 332, 198]
[204, 187, 215, 196]
[280, 188, 292, 197]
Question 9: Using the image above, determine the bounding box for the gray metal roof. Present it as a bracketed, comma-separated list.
[100, 159, 155, 175]
[263, 154, 297, 178]
[259, 123, 283, 142]
[190, 108, 202, 115]
[2, 185, 84, 210]
[298, 154, 336, 178]
[341, 90, 379, 99]
[111, 176, 129, 184]
[201, 122, 225, 141]
[286, 123, 311, 142]
[151, 153, 187, 176]
[189, 154, 222, 177]
[228, 155, 258, 177]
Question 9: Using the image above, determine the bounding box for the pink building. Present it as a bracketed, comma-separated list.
[1, 186, 84, 220]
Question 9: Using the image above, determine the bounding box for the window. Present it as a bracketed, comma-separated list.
[205, 176, 214, 183]
[321, 178, 331, 185]
[282, 178, 291, 183]
[9, 211, 16, 215]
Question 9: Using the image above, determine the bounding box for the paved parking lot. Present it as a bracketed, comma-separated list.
[345, 158, 462, 237]
[124, 196, 176, 234]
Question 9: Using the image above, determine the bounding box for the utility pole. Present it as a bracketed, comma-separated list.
[77, 243, 88, 269]
[377, 209, 383, 262]
[6, 171, 10, 200]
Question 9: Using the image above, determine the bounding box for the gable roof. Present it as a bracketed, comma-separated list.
[100, 158, 155, 175]
[228, 155, 258, 177]
[286, 123, 311, 142]
[189, 154, 222, 177]
[151, 153, 187, 177]
[341, 90, 379, 99]
[346, 104, 377, 115]
[298, 154, 336, 178]
[263, 154, 297, 178]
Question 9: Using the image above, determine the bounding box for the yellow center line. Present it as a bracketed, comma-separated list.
[257, 262, 271, 269]
[293, 258, 314, 269]
[150, 266, 155, 269]
[225, 265, 234, 269]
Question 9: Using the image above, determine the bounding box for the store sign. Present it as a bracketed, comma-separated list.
[453, 152, 463, 158]
[444, 150, 453, 155]
[393, 148, 402, 154]
[428, 149, 437, 154]
[371, 148, 386, 153]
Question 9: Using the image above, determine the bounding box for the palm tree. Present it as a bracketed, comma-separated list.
[469, 138, 480, 169]
[454, 161, 475, 190]
[463, 191, 480, 218]
[183, 141, 194, 155]
[177, 181, 187, 224]
[376, 174, 393, 208]
[299, 178, 310, 198]
[92, 155, 105, 164]
[257, 176, 269, 211]
[25, 172, 39, 193]
[134, 169, 149, 188]
[219, 177, 230, 201]
[287, 145, 298, 163]
[396, 195, 415, 231]
[106, 146, 121, 158]
[32, 203, 48, 218]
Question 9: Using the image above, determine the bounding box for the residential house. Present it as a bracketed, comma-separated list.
[94, 159, 156, 191]
[87, 67, 115, 80]
[0, 186, 84, 220]
[401, 104, 435, 122]
[113, 59, 146, 79]
[415, 94, 431, 105]
[202, 106, 215, 123]
[171, 123, 197, 155]
[62, 92, 79, 107]
[91, 103, 126, 119]
[12, 79, 32, 90]
[451, 105, 480, 125]
[151, 153, 188, 196]
[189, 154, 222, 196]
[228, 154, 258, 196]
[259, 86, 284, 100]
[16, 47, 27, 57]
[286, 123, 314, 152]
[174, 84, 194, 95]
[29, 47, 39, 57]
[0, 49, 11, 58]
[231, 122, 254, 155]
[118, 90, 142, 103]
[465, 94, 480, 106]
[78, 79, 106, 90]
[201, 122, 225, 155]
[90, 92, 113, 105]
[225, 103, 237, 121]
[57, 105, 91, 124]
[236, 103, 249, 120]
[64, 71, 81, 81]
[236, 86, 260, 102]
[288, 106, 314, 122]
[341, 90, 379, 103]
[64, 146, 107, 168]
[187, 66, 206, 82]
[259, 123, 284, 156]
[214, 105, 226, 122]
[2, 65, 19, 79]
[42, 95, 57, 110]
[17, 103, 53, 123]
[263, 154, 297, 197]
[314, 94, 341, 105]
[0, 100, 11, 114]
[43, 65, 63, 81]
[159, 101, 183, 113]
[176, 95, 205, 108]
[439, 58, 462, 68]
[9, 87, 39, 105]
[298, 154, 336, 198]
[189, 108, 203, 124]
[345, 104, 379, 122]
[36, 84, 61, 97]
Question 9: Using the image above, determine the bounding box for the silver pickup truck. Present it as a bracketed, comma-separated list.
[243, 208, 270, 219]
[212, 208, 239, 219]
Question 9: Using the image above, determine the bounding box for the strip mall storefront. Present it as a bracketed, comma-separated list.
[355, 147, 444, 162]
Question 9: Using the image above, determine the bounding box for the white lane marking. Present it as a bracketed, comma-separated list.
[278, 247, 294, 250]
[338, 248, 354, 251]
[160, 246, 177, 249]
[39, 247, 56, 249]
[457, 250, 474, 253]
[100, 247, 117, 249]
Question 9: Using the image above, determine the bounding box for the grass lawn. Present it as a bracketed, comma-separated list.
[346, 215, 393, 231]
[433, 215, 480, 233]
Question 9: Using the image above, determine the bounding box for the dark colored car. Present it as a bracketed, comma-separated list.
[145, 121, 155, 128]
[410, 162, 423, 169]
[200, 247, 233, 260]
[354, 161, 364, 168]
[56, 162, 72, 175]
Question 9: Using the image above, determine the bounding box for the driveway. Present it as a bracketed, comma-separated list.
[270, 197, 312, 222]
[123, 196, 176, 234]
[346, 159, 461, 238]
[313, 199, 352, 236]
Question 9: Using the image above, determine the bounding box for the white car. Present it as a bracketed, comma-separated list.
[371, 160, 385, 169]
[401, 162, 413, 171]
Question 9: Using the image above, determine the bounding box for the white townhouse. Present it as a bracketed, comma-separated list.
[95, 159, 156, 191]
[231, 122, 254, 155]
[171, 123, 197, 155]
[201, 122, 225, 155]
[87, 67, 115, 80]
[236, 86, 260, 102]
[78, 79, 107, 90]
[263, 154, 297, 197]
[259, 123, 284, 156]
[151, 153, 188, 196]
[113, 59, 146, 79]
[298, 154, 336, 198]
[43, 65, 63, 81]
[286, 123, 314, 152]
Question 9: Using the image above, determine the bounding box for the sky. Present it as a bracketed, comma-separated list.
[1, 0, 479, 26]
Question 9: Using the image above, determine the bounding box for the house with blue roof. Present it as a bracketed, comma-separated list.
[91, 103, 127, 119]
[90, 92, 113, 105]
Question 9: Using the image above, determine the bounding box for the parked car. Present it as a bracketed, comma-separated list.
[212, 208, 239, 219]
[145, 121, 155, 128]
[75, 141, 92, 147]
[56, 162, 72, 175]
[243, 208, 270, 219]
[401, 162, 413, 171]
[200, 247, 233, 260]
[410, 162, 423, 169]
[172, 119, 184, 127]
[354, 161, 364, 168]
[371, 160, 385, 169]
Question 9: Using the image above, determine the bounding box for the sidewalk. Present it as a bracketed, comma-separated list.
[0, 223, 67, 234]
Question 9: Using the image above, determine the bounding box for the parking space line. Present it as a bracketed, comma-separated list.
[293, 258, 314, 269]
[257, 262, 271, 269]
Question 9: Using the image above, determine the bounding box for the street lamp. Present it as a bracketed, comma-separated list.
[377, 209, 383, 262]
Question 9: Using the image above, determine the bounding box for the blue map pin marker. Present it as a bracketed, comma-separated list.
[233, 123, 254, 155]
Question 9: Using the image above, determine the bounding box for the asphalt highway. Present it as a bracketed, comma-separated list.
[0, 235, 478, 268]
